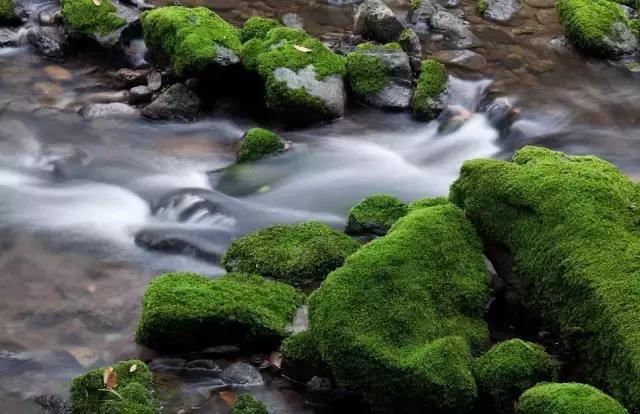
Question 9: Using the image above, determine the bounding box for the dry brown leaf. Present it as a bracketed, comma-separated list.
[293, 45, 312, 53]
[218, 390, 236, 407]
[270, 351, 282, 369]
[103, 367, 117, 389]
[129, 364, 137, 373]
[93, 0, 102, 5]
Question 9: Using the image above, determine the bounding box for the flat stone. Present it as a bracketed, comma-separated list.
[80, 103, 140, 120]
[433, 49, 487, 71]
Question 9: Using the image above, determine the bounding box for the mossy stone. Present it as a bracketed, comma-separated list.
[231, 394, 268, 414]
[412, 59, 448, 121]
[0, 0, 16, 24]
[240, 16, 281, 43]
[516, 383, 628, 414]
[61, 0, 125, 36]
[345, 49, 387, 95]
[408, 196, 450, 210]
[345, 194, 408, 236]
[236, 128, 285, 163]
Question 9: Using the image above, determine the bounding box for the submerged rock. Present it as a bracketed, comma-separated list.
[345, 193, 408, 236]
[412, 59, 448, 121]
[236, 128, 286, 163]
[478, 0, 521, 23]
[516, 383, 627, 414]
[354, 0, 404, 43]
[80, 102, 140, 119]
[221, 363, 264, 387]
[432, 49, 487, 71]
[0, 28, 19, 47]
[141, 83, 200, 121]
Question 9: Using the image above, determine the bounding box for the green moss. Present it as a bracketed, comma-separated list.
[135, 272, 304, 352]
[281, 330, 320, 365]
[450, 146, 640, 410]
[308, 203, 490, 411]
[410, 0, 423, 10]
[399, 29, 413, 42]
[236, 128, 285, 163]
[222, 221, 359, 286]
[70, 360, 154, 414]
[474, 339, 558, 412]
[345, 194, 409, 236]
[0, 0, 16, 24]
[478, 0, 489, 14]
[408, 196, 450, 210]
[231, 394, 268, 414]
[141, 6, 241, 76]
[412, 59, 448, 121]
[60, 0, 125, 36]
[264, 75, 333, 120]
[516, 383, 628, 414]
[345, 45, 391, 96]
[241, 16, 281, 43]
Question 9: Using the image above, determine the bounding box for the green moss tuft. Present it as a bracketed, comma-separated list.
[0, 0, 16, 23]
[60, 0, 125, 36]
[135, 272, 304, 352]
[345, 194, 408, 236]
[399, 29, 413, 42]
[236, 128, 285, 163]
[240, 16, 281, 43]
[450, 146, 640, 410]
[478, 0, 489, 14]
[409, 196, 450, 210]
[141, 6, 241, 76]
[410, 0, 423, 10]
[412, 59, 448, 121]
[308, 203, 490, 411]
[222, 221, 359, 286]
[345, 43, 403, 96]
[516, 383, 628, 414]
[70, 360, 154, 414]
[231, 394, 268, 414]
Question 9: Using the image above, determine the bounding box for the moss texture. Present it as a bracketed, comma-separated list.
[409, 196, 450, 210]
[308, 203, 490, 412]
[222, 221, 359, 286]
[345, 50, 387, 95]
[231, 394, 268, 414]
[450, 146, 640, 410]
[474, 339, 558, 412]
[60, 0, 125, 36]
[236, 128, 285, 163]
[516, 383, 628, 414]
[240, 16, 281, 43]
[478, 0, 489, 14]
[345, 194, 409, 236]
[141, 6, 241, 76]
[0, 0, 16, 24]
[280, 330, 321, 366]
[136, 272, 304, 352]
[412, 59, 448, 121]
[70, 360, 154, 414]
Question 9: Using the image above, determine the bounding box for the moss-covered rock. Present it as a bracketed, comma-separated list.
[408, 196, 450, 210]
[450, 146, 640, 410]
[280, 330, 324, 382]
[516, 383, 628, 414]
[240, 16, 281, 43]
[231, 394, 268, 414]
[70, 360, 154, 414]
[412, 59, 448, 121]
[222, 221, 359, 286]
[345, 194, 408, 236]
[236, 128, 286, 163]
[556, 0, 637, 58]
[308, 203, 490, 412]
[141, 6, 242, 76]
[135, 272, 304, 352]
[474, 339, 558, 412]
[60, 0, 125, 36]
[0, 0, 16, 24]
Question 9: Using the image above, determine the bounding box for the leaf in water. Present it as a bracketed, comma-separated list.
[293, 45, 312, 53]
[93, 0, 102, 5]
[218, 390, 236, 407]
[129, 364, 137, 373]
[270, 351, 282, 369]
[103, 367, 118, 389]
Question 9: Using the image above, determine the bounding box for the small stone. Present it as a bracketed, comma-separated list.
[433, 49, 487, 71]
[80, 103, 140, 120]
[354, 0, 404, 43]
[185, 359, 221, 372]
[44, 65, 72, 81]
[147, 71, 162, 91]
[281, 13, 304, 29]
[481, 0, 521, 23]
[429, 10, 478, 49]
[192, 345, 241, 359]
[220, 362, 264, 386]
[141, 83, 200, 121]
[115, 68, 151, 89]
[129, 85, 153, 105]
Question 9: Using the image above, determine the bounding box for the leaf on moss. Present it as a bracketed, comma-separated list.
[93, 0, 102, 5]
[293, 45, 312, 52]
[129, 364, 137, 373]
[103, 367, 117, 389]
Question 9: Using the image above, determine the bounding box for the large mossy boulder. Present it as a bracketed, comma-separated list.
[308, 203, 490, 412]
[231, 394, 268, 414]
[450, 146, 640, 410]
[70, 360, 154, 414]
[240, 26, 346, 123]
[516, 383, 628, 414]
[0, 0, 16, 24]
[141, 6, 242, 77]
[236, 128, 286, 163]
[61, 0, 126, 37]
[135, 272, 304, 352]
[412, 59, 448, 121]
[345, 193, 408, 236]
[222, 221, 359, 286]
[474, 339, 558, 413]
[556, 0, 637, 58]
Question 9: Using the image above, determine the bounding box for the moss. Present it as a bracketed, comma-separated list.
[345, 194, 409, 236]
[408, 196, 450, 210]
[240, 16, 281, 43]
[281, 330, 321, 365]
[410, 0, 423, 10]
[399, 28, 413, 43]
[308, 203, 490, 411]
[236, 128, 285, 163]
[516, 383, 628, 414]
[141, 6, 241, 76]
[231, 394, 268, 414]
[60, 0, 125, 36]
[135, 272, 304, 352]
[345, 44, 395, 96]
[264, 75, 333, 120]
[412, 59, 448, 121]
[474, 339, 558, 412]
[0, 0, 16, 24]
[478, 0, 489, 14]
[450, 146, 640, 410]
[69, 360, 154, 414]
[222, 221, 359, 286]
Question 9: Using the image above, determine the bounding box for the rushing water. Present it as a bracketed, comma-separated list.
[2, 0, 640, 412]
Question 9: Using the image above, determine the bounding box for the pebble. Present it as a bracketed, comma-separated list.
[44, 65, 72, 81]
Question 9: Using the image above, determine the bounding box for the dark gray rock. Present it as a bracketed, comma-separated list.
[191, 345, 241, 359]
[141, 83, 200, 121]
[115, 68, 151, 89]
[212, 44, 240, 67]
[0, 28, 19, 47]
[27, 27, 67, 59]
[306, 376, 334, 404]
[281, 12, 304, 29]
[33, 395, 70, 414]
[601, 21, 638, 57]
[80, 103, 140, 120]
[220, 362, 264, 386]
[398, 28, 422, 72]
[620, 4, 637, 19]
[481, 0, 521, 22]
[429, 10, 478, 49]
[406, 0, 437, 33]
[354, 0, 404, 43]
[129, 85, 153, 105]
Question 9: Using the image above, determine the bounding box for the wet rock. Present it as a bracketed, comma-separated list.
[134, 229, 224, 262]
[503, 52, 523, 69]
[33, 394, 70, 414]
[480, 0, 521, 23]
[306, 376, 334, 404]
[406, 0, 437, 33]
[185, 359, 221, 372]
[115, 68, 151, 89]
[354, 0, 404, 43]
[281, 12, 304, 29]
[149, 357, 186, 371]
[324, 33, 365, 56]
[27, 27, 67, 59]
[220, 362, 264, 386]
[141, 83, 200, 121]
[433, 49, 487, 71]
[525, 0, 554, 7]
[0, 351, 40, 375]
[0, 28, 19, 47]
[527, 59, 553, 74]
[434, 0, 460, 7]
[191, 345, 242, 359]
[399, 28, 422, 72]
[146, 71, 162, 91]
[85, 90, 129, 104]
[80, 102, 140, 120]
[129, 85, 153, 105]
[438, 105, 472, 134]
[483, 96, 518, 133]
[429, 10, 478, 49]
[38, 8, 63, 26]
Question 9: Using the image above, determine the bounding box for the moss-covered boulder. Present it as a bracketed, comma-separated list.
[408, 196, 450, 210]
[556, 0, 637, 58]
[141, 6, 242, 77]
[308, 203, 490, 412]
[0, 0, 16, 24]
[135, 272, 304, 352]
[474, 339, 558, 412]
[345, 42, 413, 110]
[236, 128, 286, 163]
[240, 26, 346, 123]
[222, 221, 359, 286]
[70, 360, 154, 414]
[516, 383, 628, 414]
[345, 194, 408, 236]
[60, 0, 126, 37]
[450, 146, 640, 410]
[240, 16, 281, 43]
[280, 330, 324, 383]
[412, 59, 448, 121]
[231, 394, 268, 414]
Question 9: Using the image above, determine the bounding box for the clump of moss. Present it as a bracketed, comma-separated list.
[241, 16, 281, 43]
[60, 0, 125, 36]
[136, 272, 304, 352]
[231, 394, 268, 414]
[236, 128, 286, 163]
[345, 42, 403, 96]
[478, 0, 489, 14]
[408, 196, 450, 210]
[412, 59, 448, 121]
[141, 6, 241, 76]
[410, 0, 423, 11]
[516, 383, 628, 414]
[70, 360, 154, 414]
[474, 339, 558, 412]
[308, 203, 490, 411]
[450, 146, 640, 410]
[345, 194, 408, 236]
[280, 330, 323, 382]
[0, 0, 16, 24]
[222, 221, 359, 286]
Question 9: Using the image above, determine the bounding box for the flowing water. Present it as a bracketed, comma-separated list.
[2, 0, 640, 412]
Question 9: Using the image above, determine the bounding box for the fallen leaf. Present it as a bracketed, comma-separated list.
[93, 0, 102, 5]
[129, 364, 137, 373]
[103, 367, 118, 389]
[293, 44, 312, 53]
[270, 351, 282, 369]
[218, 390, 236, 407]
